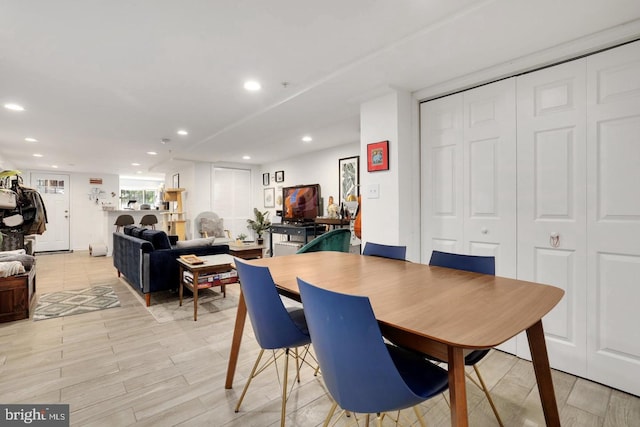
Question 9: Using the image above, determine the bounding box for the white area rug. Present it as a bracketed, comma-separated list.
[33, 285, 120, 321]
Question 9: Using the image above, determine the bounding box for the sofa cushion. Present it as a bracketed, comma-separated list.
[175, 237, 216, 248]
[123, 225, 137, 235]
[130, 227, 146, 238]
[141, 230, 172, 250]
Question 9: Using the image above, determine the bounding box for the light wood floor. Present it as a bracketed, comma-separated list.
[1, 251, 638, 426]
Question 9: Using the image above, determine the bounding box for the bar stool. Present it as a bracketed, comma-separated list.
[140, 214, 158, 229]
[114, 214, 134, 232]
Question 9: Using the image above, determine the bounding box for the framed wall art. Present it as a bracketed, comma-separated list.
[262, 172, 270, 186]
[367, 140, 389, 172]
[264, 187, 275, 208]
[338, 155, 359, 203]
[275, 170, 285, 183]
[172, 173, 180, 188]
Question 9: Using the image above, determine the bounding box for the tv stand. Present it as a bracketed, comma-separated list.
[269, 223, 322, 256]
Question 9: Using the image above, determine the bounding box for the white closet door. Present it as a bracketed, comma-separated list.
[516, 59, 588, 376]
[586, 41, 640, 396]
[462, 78, 517, 277]
[463, 79, 518, 354]
[420, 94, 464, 260]
[421, 79, 518, 354]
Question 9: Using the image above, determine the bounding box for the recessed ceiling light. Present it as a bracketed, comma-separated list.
[131, 162, 140, 166]
[24, 137, 38, 142]
[33, 153, 43, 157]
[177, 129, 188, 136]
[302, 135, 312, 142]
[244, 80, 261, 91]
[136, 171, 142, 174]
[147, 151, 157, 155]
[242, 155, 251, 160]
[4, 103, 25, 111]
[51, 165, 58, 169]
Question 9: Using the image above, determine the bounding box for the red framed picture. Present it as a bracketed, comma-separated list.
[367, 140, 389, 172]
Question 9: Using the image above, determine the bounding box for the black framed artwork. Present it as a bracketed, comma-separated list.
[275, 170, 285, 183]
[262, 173, 270, 186]
[339, 156, 359, 203]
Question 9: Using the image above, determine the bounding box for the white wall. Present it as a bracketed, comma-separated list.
[359, 90, 419, 260]
[257, 142, 360, 222]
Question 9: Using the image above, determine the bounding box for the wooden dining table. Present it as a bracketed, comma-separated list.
[224, 252, 564, 427]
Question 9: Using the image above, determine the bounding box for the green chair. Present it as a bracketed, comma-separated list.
[296, 228, 351, 254]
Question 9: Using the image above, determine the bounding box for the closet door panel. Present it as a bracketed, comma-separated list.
[516, 58, 588, 375]
[587, 40, 640, 396]
[420, 95, 464, 260]
[463, 78, 517, 278]
[463, 78, 518, 354]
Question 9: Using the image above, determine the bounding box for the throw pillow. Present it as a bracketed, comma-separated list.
[200, 217, 226, 238]
[141, 230, 172, 250]
[175, 237, 216, 248]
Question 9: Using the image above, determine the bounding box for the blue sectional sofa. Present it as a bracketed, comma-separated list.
[112, 226, 229, 306]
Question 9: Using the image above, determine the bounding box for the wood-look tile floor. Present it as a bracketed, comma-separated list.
[1, 251, 638, 426]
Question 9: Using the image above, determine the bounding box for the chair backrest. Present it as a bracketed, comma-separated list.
[362, 242, 406, 261]
[429, 250, 495, 275]
[114, 214, 135, 227]
[296, 228, 351, 254]
[140, 214, 158, 226]
[234, 260, 310, 350]
[297, 277, 426, 414]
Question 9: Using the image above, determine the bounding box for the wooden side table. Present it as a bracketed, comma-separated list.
[177, 254, 238, 321]
[228, 243, 264, 260]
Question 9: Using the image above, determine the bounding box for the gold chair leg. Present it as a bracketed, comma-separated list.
[235, 349, 265, 412]
[281, 349, 289, 427]
[323, 401, 338, 427]
[413, 406, 426, 427]
[472, 364, 504, 427]
[375, 412, 382, 427]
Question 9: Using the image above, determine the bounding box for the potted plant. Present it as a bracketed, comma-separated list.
[235, 233, 247, 244]
[247, 208, 271, 245]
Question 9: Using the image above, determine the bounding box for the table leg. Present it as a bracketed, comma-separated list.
[448, 346, 468, 427]
[179, 265, 184, 306]
[193, 271, 199, 321]
[526, 320, 560, 427]
[225, 290, 247, 389]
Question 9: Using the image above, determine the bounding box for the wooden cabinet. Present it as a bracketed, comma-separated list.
[163, 188, 186, 240]
[0, 267, 36, 323]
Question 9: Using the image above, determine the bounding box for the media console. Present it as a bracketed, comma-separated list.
[269, 223, 323, 256]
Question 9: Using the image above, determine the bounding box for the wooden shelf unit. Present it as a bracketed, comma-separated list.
[163, 188, 186, 241]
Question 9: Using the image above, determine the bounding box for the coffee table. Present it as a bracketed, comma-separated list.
[228, 243, 264, 260]
[177, 254, 238, 321]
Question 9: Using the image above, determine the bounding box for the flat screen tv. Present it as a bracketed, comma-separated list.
[283, 184, 321, 224]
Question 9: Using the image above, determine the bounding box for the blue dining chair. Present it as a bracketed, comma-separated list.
[297, 277, 449, 426]
[428, 250, 503, 426]
[296, 228, 351, 254]
[362, 242, 407, 261]
[234, 260, 314, 427]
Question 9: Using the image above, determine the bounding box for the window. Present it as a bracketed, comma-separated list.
[119, 178, 164, 209]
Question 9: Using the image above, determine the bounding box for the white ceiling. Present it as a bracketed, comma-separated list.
[1, 0, 639, 179]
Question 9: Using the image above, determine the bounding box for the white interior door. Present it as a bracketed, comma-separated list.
[585, 41, 640, 396]
[516, 59, 588, 376]
[32, 173, 70, 252]
[462, 79, 517, 276]
[420, 94, 464, 260]
[421, 79, 517, 354]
